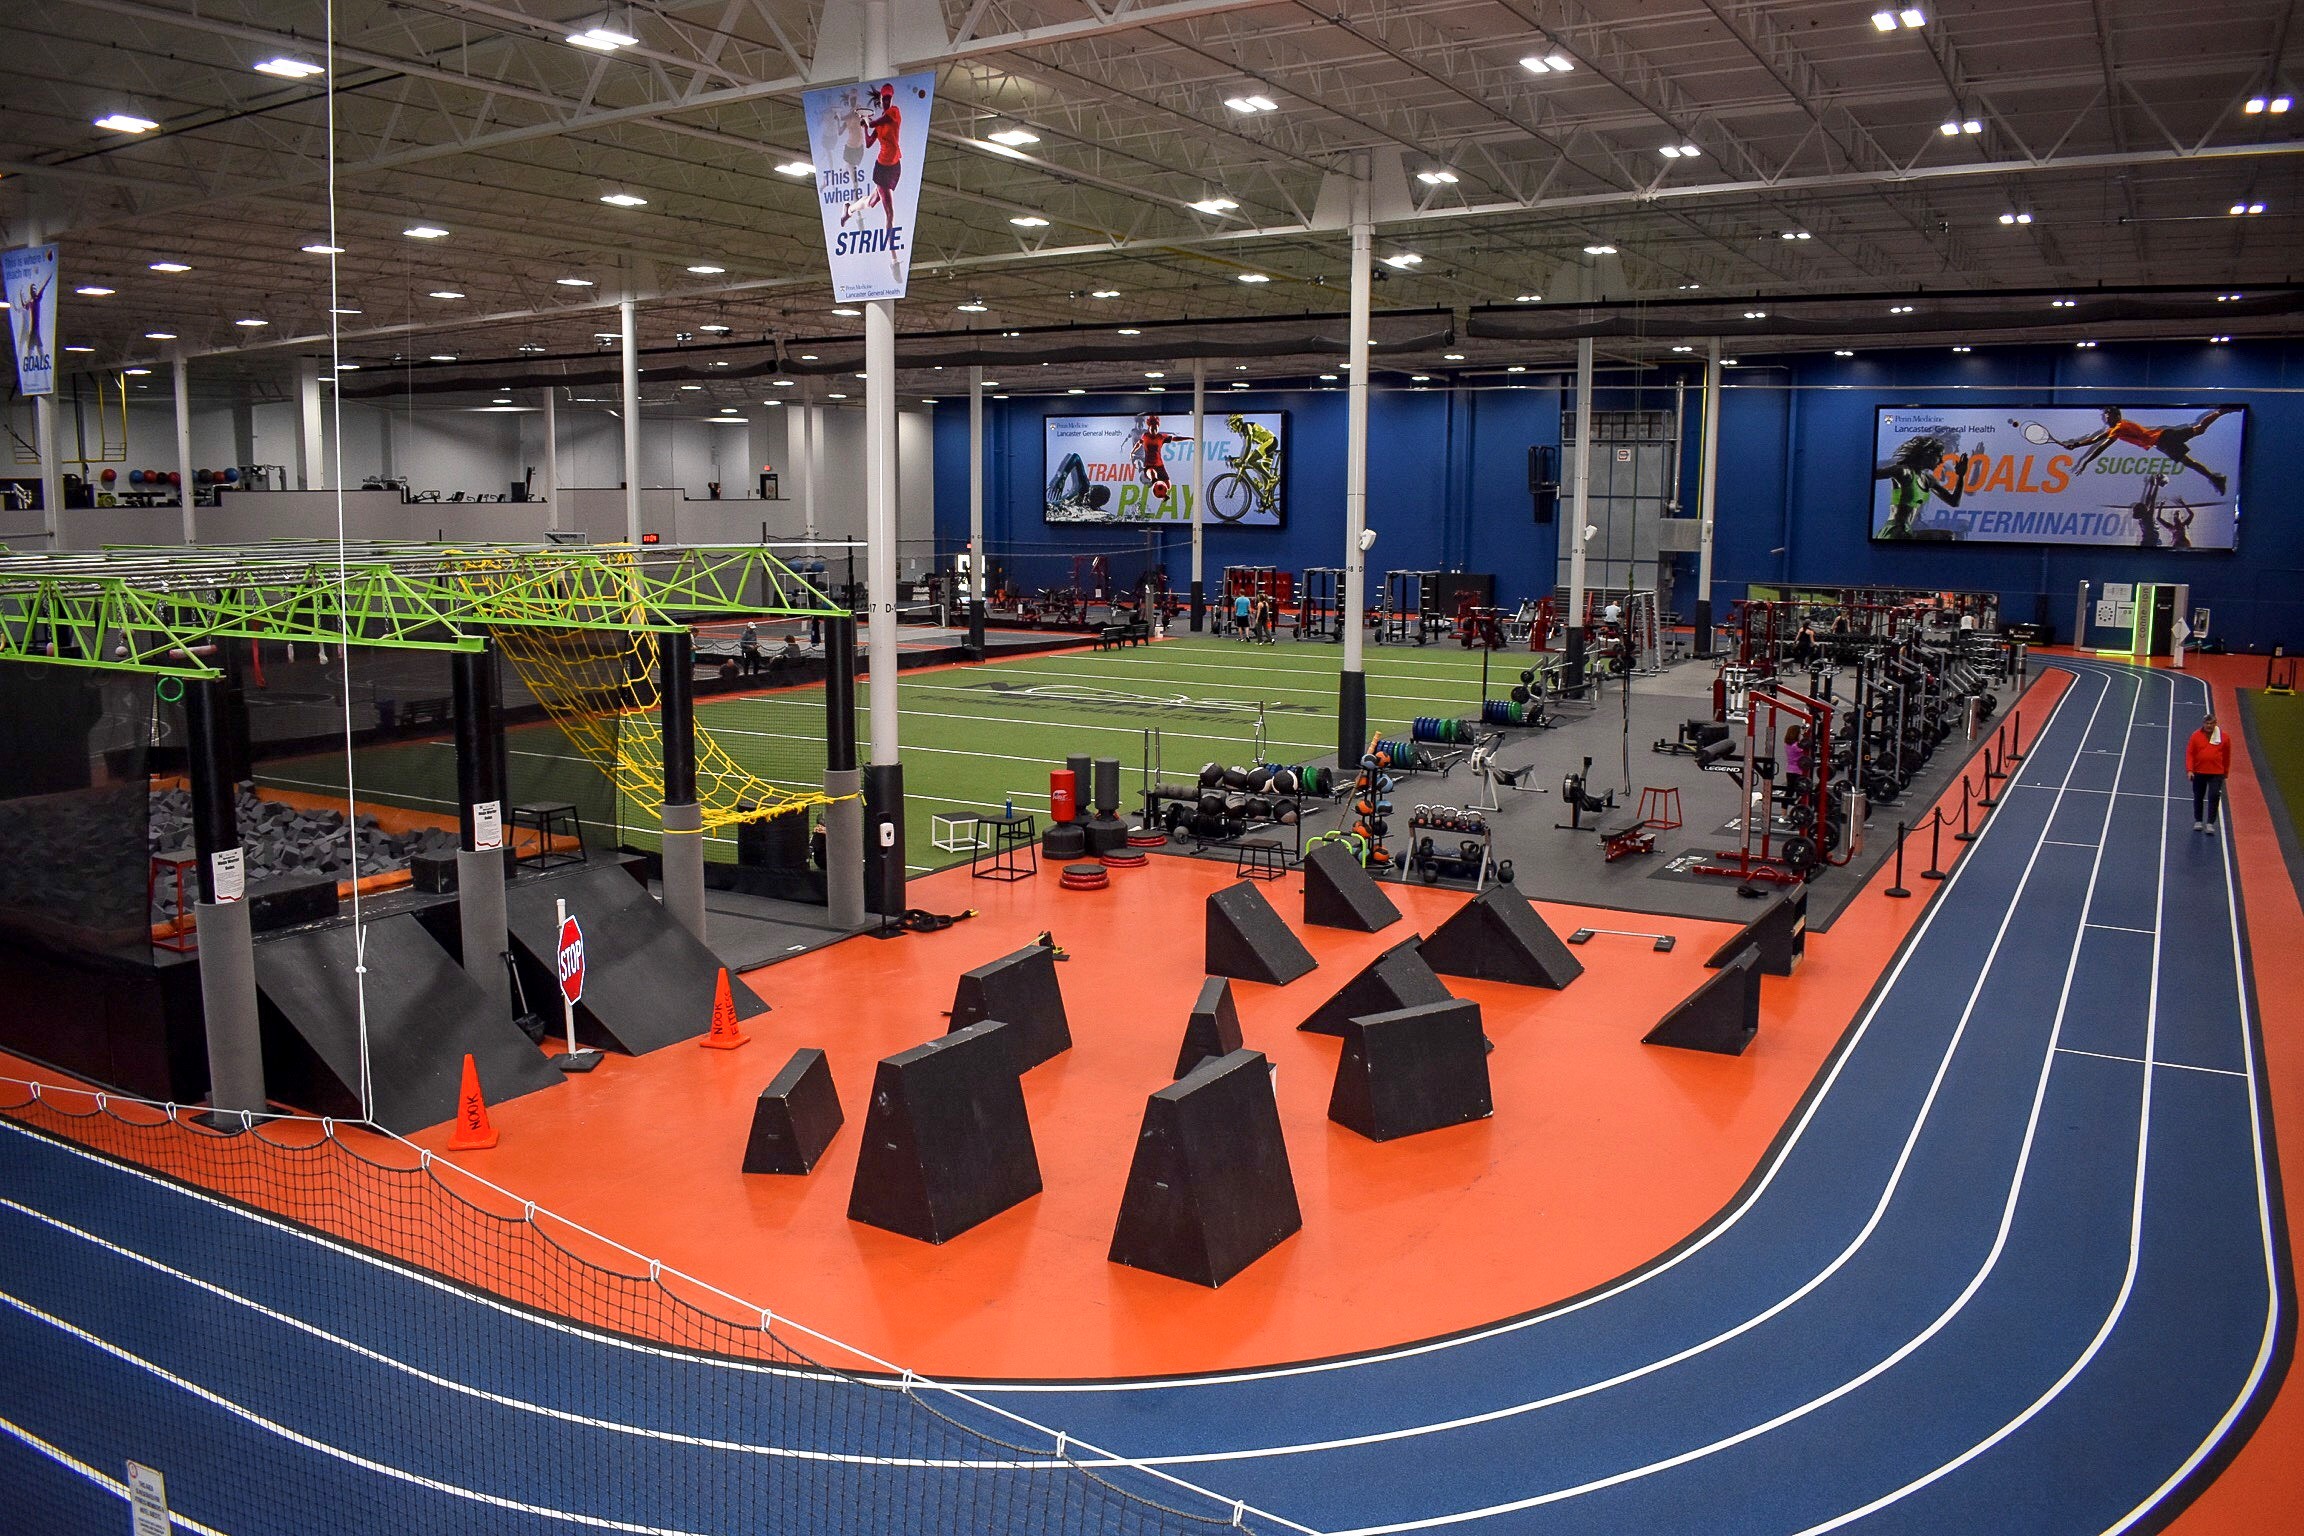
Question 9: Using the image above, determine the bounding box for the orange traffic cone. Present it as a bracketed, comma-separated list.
[445, 1054, 499, 1150]
[700, 968, 749, 1050]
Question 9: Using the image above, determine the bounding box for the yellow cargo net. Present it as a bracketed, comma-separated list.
[450, 552, 828, 831]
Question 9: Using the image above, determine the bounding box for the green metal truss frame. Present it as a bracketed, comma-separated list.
[0, 541, 846, 679]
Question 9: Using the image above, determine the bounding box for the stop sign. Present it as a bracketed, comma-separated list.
[557, 915, 586, 1005]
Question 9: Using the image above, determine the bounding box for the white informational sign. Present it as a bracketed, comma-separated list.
[472, 799, 503, 852]
[210, 847, 246, 903]
[802, 72, 936, 303]
[2101, 582, 2134, 604]
[3, 244, 60, 397]
[126, 1461, 170, 1536]
[2095, 600, 2136, 628]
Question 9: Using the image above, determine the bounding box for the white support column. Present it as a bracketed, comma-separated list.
[619, 297, 642, 544]
[1695, 337, 1723, 658]
[173, 353, 196, 545]
[294, 356, 325, 490]
[539, 386, 560, 532]
[1336, 165, 1372, 765]
[1567, 335, 1595, 687]
[34, 394, 60, 545]
[860, 0, 905, 916]
[1190, 357, 1206, 630]
[799, 386, 819, 540]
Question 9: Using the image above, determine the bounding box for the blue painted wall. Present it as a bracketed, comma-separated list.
[933, 338, 2302, 648]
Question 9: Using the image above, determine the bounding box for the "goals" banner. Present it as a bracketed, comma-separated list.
[1870, 404, 2245, 551]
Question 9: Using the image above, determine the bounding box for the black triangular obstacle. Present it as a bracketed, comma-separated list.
[1298, 937, 1452, 1036]
[1644, 947, 1761, 1055]
[1206, 880, 1317, 986]
[1110, 1049, 1301, 1288]
[947, 943, 1072, 1071]
[1418, 885, 1584, 989]
[1176, 977, 1244, 1079]
[1327, 998, 1494, 1142]
[1302, 841, 1401, 932]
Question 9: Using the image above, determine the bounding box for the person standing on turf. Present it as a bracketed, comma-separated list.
[1233, 588, 1253, 641]
[740, 622, 762, 677]
[2187, 713, 2230, 832]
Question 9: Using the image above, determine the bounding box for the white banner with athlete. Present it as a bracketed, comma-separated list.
[801, 72, 934, 303]
[3, 244, 60, 397]
[1871, 403, 2246, 550]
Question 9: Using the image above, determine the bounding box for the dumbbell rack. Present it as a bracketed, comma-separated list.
[1405, 807, 1496, 891]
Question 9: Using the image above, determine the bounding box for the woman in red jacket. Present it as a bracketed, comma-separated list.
[2186, 713, 2231, 832]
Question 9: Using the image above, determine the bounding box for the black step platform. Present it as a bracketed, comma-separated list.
[1302, 841, 1402, 933]
[1109, 1049, 1301, 1288]
[1298, 937, 1452, 1037]
[252, 911, 561, 1135]
[1327, 997, 1494, 1142]
[1418, 885, 1584, 990]
[848, 1019, 1043, 1244]
[1206, 880, 1318, 986]
[504, 860, 768, 1055]
[947, 944, 1072, 1072]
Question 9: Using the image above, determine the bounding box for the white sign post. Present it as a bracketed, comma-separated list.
[801, 72, 936, 303]
[550, 897, 599, 1072]
[126, 1462, 169, 1536]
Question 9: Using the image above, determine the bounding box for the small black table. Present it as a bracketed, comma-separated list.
[971, 811, 1038, 881]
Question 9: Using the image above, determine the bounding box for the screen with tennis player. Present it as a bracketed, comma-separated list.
[1870, 404, 2246, 550]
[1042, 412, 1287, 527]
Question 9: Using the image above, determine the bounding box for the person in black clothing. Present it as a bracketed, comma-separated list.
[1791, 622, 1819, 670]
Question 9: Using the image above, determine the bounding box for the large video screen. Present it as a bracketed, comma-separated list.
[1043, 412, 1286, 527]
[1870, 404, 2245, 550]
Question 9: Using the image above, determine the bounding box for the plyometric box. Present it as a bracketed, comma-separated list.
[1418, 885, 1584, 990]
[1644, 946, 1761, 1055]
[1298, 937, 1452, 1037]
[1176, 976, 1244, 1079]
[1109, 1049, 1301, 1288]
[947, 943, 1072, 1071]
[1327, 998, 1494, 1142]
[743, 1047, 844, 1175]
[1302, 840, 1401, 933]
[847, 1019, 1043, 1244]
[1207, 880, 1318, 986]
[1703, 887, 1806, 977]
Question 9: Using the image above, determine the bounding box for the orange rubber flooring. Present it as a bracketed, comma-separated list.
[396, 665, 2071, 1383]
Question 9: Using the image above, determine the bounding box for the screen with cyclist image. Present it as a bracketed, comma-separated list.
[1042, 411, 1286, 527]
[1869, 403, 2245, 550]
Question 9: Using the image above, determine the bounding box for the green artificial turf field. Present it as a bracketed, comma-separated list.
[258, 635, 1524, 875]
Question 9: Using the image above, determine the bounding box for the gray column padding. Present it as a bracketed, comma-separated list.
[824, 769, 864, 928]
[456, 847, 512, 1016]
[661, 800, 707, 941]
[195, 895, 265, 1116]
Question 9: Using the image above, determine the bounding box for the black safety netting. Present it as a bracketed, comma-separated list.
[0, 660, 157, 955]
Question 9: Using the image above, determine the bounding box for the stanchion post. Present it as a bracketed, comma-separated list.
[1885, 821, 1911, 899]
[1980, 738, 2003, 808]
[1923, 807, 1947, 880]
[2008, 709, 2026, 762]
[1954, 777, 1979, 842]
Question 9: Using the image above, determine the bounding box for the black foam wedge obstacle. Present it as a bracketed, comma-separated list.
[1176, 977, 1245, 1079]
[1206, 879, 1318, 986]
[1418, 885, 1584, 989]
[1302, 840, 1402, 933]
[947, 943, 1072, 1071]
[1326, 998, 1494, 1142]
[1644, 946, 1762, 1055]
[1298, 937, 1453, 1036]
[1702, 887, 1807, 977]
[1109, 1049, 1302, 1288]
[847, 1020, 1043, 1243]
[742, 1048, 844, 1175]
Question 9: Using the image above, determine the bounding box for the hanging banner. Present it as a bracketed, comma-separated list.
[801, 72, 935, 303]
[3, 244, 60, 397]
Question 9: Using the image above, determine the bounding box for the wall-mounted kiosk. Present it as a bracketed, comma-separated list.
[2076, 580, 2190, 667]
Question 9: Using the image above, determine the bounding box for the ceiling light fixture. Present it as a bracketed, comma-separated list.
[2229, 202, 2267, 215]
[74, 286, 115, 297]
[403, 225, 449, 239]
[1238, 272, 1271, 283]
[1834, 349, 1856, 357]
[1443, 352, 1465, 361]
[1952, 345, 1972, 353]
[253, 57, 325, 79]
[64, 345, 94, 353]
[1416, 169, 1460, 185]
[956, 301, 989, 313]
[144, 330, 175, 340]
[1189, 197, 1239, 215]
[1223, 95, 1279, 114]
[1998, 211, 2033, 224]
[2210, 334, 2232, 343]
[1231, 380, 1249, 388]
[235, 318, 268, 328]
[1873, 7, 1925, 29]
[1743, 310, 1768, 319]
[698, 324, 731, 335]
[1940, 118, 1983, 136]
[1890, 304, 1915, 314]
[2075, 340, 2098, 349]
[1519, 52, 1574, 73]
[1010, 214, 1050, 227]
[148, 261, 191, 273]
[428, 352, 456, 360]
[1583, 243, 1616, 255]
[1090, 289, 1121, 299]
[519, 342, 548, 353]
[1117, 328, 1142, 336]
[1382, 253, 1423, 268]
[1515, 293, 1542, 303]
[94, 113, 159, 133]
[1658, 144, 1701, 158]
[124, 367, 152, 376]
[2218, 292, 2245, 301]
[1781, 230, 1811, 240]
[987, 128, 1040, 146]
[303, 243, 344, 255]
[1145, 370, 1165, 379]
[428, 290, 464, 299]
[2244, 95, 2293, 114]
[831, 307, 861, 317]
[773, 161, 814, 178]
[2052, 298, 2077, 308]
[331, 306, 361, 315]
[567, 22, 639, 51]
[687, 265, 727, 277]
[1507, 365, 1527, 373]
[556, 277, 595, 287]
[600, 192, 648, 207]
[1671, 345, 1695, 353]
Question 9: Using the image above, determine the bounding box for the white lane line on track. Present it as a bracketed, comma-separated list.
[2088, 923, 2156, 934]
[1308, 670, 2148, 1534]
[1791, 661, 2201, 1533]
[994, 667, 2103, 1398]
[0, 1287, 715, 1536]
[0, 1412, 233, 1535]
[0, 1196, 1059, 1471]
[2055, 1047, 2246, 1079]
[2103, 726, 2282, 1534]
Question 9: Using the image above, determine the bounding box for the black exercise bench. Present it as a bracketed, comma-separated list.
[1094, 620, 1151, 651]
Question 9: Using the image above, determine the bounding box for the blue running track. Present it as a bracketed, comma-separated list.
[0, 660, 2288, 1535]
